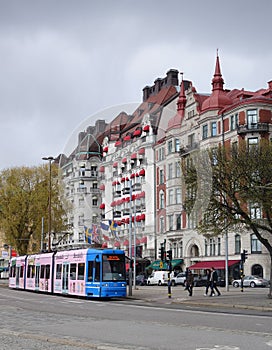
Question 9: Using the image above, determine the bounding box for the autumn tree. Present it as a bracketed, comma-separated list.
[181, 140, 272, 298]
[0, 164, 68, 255]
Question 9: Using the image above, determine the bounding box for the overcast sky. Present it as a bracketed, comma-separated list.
[0, 0, 271, 170]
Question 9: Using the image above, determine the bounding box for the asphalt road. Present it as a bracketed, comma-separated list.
[0, 286, 272, 350]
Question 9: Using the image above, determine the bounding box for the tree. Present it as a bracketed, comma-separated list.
[181, 140, 272, 298]
[0, 164, 68, 255]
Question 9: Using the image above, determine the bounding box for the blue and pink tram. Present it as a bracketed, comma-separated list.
[9, 248, 127, 298]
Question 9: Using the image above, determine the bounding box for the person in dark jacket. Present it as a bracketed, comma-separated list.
[210, 267, 221, 296]
[186, 270, 194, 296]
[204, 269, 211, 296]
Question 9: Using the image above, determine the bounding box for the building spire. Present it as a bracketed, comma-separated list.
[212, 50, 224, 92]
[177, 72, 186, 116]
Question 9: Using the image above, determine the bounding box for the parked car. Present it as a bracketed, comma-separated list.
[147, 271, 169, 285]
[135, 274, 147, 286]
[193, 275, 226, 287]
[232, 275, 269, 288]
[171, 272, 186, 286]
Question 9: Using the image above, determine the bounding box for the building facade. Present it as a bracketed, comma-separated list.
[59, 56, 272, 280]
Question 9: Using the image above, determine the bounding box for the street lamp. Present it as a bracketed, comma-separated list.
[42, 156, 55, 252]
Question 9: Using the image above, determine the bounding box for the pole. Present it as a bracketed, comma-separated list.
[133, 195, 136, 289]
[128, 178, 133, 296]
[41, 217, 44, 251]
[225, 230, 229, 292]
[42, 156, 54, 252]
[48, 159, 52, 252]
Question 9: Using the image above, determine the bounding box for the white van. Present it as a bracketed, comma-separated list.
[147, 271, 169, 285]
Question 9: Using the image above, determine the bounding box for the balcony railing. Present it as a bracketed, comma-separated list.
[237, 123, 269, 135]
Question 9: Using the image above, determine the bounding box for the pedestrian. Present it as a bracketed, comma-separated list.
[210, 267, 221, 296]
[184, 267, 189, 290]
[204, 269, 211, 296]
[186, 270, 194, 296]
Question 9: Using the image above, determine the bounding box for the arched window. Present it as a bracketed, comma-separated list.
[251, 264, 263, 277]
[235, 234, 241, 254]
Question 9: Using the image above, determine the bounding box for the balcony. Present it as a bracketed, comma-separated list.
[180, 142, 199, 156]
[237, 123, 270, 135]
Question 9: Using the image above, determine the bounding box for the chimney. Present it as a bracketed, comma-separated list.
[166, 69, 179, 86]
[143, 86, 150, 102]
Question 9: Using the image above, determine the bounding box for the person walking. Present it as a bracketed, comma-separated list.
[186, 270, 194, 296]
[210, 267, 221, 296]
[204, 269, 211, 296]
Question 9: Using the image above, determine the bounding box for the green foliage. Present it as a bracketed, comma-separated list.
[0, 165, 68, 255]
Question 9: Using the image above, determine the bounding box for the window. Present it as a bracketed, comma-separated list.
[209, 238, 216, 256]
[79, 198, 84, 207]
[159, 169, 164, 184]
[176, 188, 181, 204]
[249, 203, 261, 219]
[168, 140, 173, 154]
[205, 239, 208, 256]
[168, 189, 174, 205]
[160, 217, 165, 234]
[176, 214, 181, 230]
[159, 191, 165, 209]
[158, 147, 165, 161]
[217, 237, 221, 256]
[168, 163, 173, 179]
[251, 234, 262, 253]
[92, 197, 98, 206]
[188, 134, 195, 147]
[247, 109, 258, 129]
[70, 263, 76, 280]
[230, 114, 238, 130]
[175, 138, 180, 152]
[235, 234, 241, 254]
[78, 263, 85, 280]
[175, 162, 181, 177]
[248, 137, 258, 150]
[202, 124, 208, 139]
[56, 264, 62, 279]
[211, 122, 217, 137]
[169, 215, 174, 231]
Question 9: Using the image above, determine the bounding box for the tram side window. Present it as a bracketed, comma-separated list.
[20, 265, 24, 278]
[88, 261, 93, 282]
[27, 265, 35, 278]
[40, 265, 45, 278]
[78, 263, 85, 280]
[56, 264, 62, 279]
[45, 264, 50, 279]
[10, 265, 15, 278]
[70, 263, 76, 280]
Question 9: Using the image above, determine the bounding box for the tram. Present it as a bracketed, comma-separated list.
[9, 248, 127, 298]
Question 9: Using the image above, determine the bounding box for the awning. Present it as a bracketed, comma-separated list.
[143, 125, 150, 132]
[146, 259, 183, 270]
[189, 260, 240, 270]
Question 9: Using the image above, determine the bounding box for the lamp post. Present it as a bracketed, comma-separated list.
[42, 156, 54, 252]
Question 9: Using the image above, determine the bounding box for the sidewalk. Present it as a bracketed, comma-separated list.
[126, 285, 272, 312]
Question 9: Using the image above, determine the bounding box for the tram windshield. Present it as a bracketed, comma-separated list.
[102, 254, 126, 282]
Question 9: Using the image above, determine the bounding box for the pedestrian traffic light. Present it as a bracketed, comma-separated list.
[159, 246, 165, 261]
[167, 249, 172, 261]
[241, 249, 248, 263]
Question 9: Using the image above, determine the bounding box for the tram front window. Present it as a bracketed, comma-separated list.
[102, 254, 126, 282]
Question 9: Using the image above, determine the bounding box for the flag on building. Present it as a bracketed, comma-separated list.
[92, 224, 101, 244]
[84, 226, 92, 244]
[108, 220, 119, 241]
[100, 222, 109, 231]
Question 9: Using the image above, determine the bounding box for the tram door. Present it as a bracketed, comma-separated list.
[15, 266, 20, 288]
[62, 263, 69, 293]
[35, 265, 40, 290]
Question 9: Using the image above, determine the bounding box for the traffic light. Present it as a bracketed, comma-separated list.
[167, 249, 172, 261]
[159, 246, 165, 261]
[241, 249, 248, 263]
